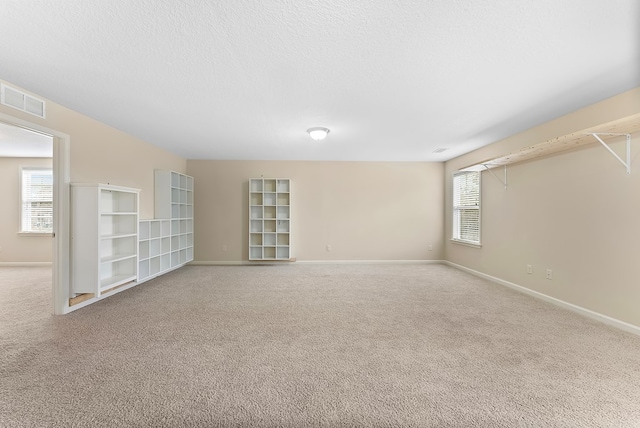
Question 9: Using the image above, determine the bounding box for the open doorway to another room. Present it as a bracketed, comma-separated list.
[0, 122, 53, 261]
[0, 115, 70, 315]
[0, 122, 53, 307]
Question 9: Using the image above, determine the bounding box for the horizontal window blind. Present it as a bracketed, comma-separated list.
[21, 168, 53, 233]
[452, 171, 480, 244]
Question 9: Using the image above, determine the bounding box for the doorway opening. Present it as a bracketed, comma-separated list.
[0, 113, 70, 314]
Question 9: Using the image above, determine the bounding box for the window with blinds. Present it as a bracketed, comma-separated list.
[452, 171, 480, 245]
[21, 167, 53, 233]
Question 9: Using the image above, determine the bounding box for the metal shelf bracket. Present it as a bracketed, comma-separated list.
[483, 164, 507, 189]
[589, 133, 632, 174]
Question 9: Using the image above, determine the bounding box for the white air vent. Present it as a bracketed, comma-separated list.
[1, 84, 46, 118]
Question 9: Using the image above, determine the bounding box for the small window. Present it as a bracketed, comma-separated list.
[452, 171, 480, 246]
[20, 167, 53, 234]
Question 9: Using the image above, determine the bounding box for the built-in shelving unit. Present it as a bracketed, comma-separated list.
[71, 184, 140, 297]
[69, 172, 195, 308]
[460, 113, 640, 173]
[146, 170, 194, 279]
[249, 178, 291, 261]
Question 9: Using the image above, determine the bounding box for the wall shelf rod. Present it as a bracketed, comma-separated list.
[588, 133, 631, 174]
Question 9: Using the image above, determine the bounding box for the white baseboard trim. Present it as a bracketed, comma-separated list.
[445, 261, 640, 337]
[191, 260, 444, 266]
[0, 262, 52, 267]
[297, 259, 443, 265]
[190, 261, 262, 266]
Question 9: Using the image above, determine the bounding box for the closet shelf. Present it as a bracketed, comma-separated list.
[460, 113, 640, 172]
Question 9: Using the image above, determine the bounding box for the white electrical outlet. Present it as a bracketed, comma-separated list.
[222, 245, 228, 251]
[527, 264, 532, 274]
[326, 244, 332, 251]
[546, 269, 553, 280]
[428, 245, 433, 251]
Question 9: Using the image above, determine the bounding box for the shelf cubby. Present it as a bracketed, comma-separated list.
[250, 192, 263, 205]
[250, 247, 262, 259]
[139, 221, 150, 240]
[100, 214, 136, 237]
[264, 220, 276, 233]
[250, 179, 263, 192]
[150, 257, 161, 275]
[100, 189, 136, 213]
[149, 239, 161, 257]
[264, 206, 276, 219]
[161, 237, 171, 253]
[264, 233, 276, 246]
[277, 193, 290, 205]
[277, 179, 290, 192]
[276, 247, 290, 259]
[139, 240, 150, 260]
[250, 233, 262, 245]
[276, 220, 289, 233]
[161, 254, 171, 271]
[264, 193, 276, 206]
[250, 206, 263, 219]
[277, 233, 289, 246]
[264, 247, 276, 259]
[139, 260, 150, 280]
[171, 251, 180, 267]
[276, 206, 289, 219]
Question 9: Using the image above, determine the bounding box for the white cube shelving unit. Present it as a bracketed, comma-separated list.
[249, 178, 291, 261]
[138, 170, 194, 283]
[137, 219, 172, 282]
[71, 184, 140, 297]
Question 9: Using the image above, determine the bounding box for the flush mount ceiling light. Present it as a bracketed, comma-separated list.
[307, 127, 330, 141]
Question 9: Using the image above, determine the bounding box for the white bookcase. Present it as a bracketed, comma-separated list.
[71, 184, 140, 297]
[153, 170, 194, 270]
[249, 178, 291, 261]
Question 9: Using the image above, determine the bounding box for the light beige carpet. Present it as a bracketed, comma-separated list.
[1, 264, 640, 427]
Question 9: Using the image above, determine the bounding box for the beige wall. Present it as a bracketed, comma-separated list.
[188, 160, 444, 262]
[0, 79, 186, 219]
[0, 157, 53, 263]
[445, 87, 640, 327]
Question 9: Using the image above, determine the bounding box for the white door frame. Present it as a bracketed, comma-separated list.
[0, 112, 71, 314]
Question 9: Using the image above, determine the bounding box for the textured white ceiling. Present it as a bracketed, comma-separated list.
[0, 0, 638, 161]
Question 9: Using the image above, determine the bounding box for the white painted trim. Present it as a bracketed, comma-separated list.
[191, 260, 444, 266]
[444, 261, 640, 337]
[450, 239, 482, 249]
[191, 261, 252, 266]
[0, 262, 52, 267]
[53, 134, 71, 315]
[297, 259, 443, 265]
[136, 263, 190, 284]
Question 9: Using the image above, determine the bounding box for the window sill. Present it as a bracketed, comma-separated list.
[450, 239, 482, 249]
[18, 232, 53, 237]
